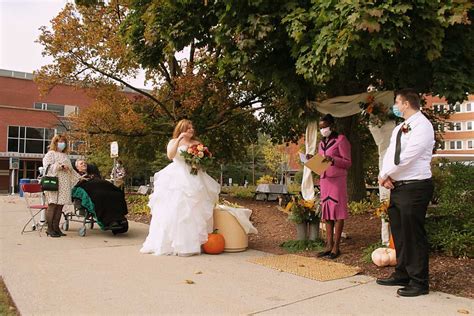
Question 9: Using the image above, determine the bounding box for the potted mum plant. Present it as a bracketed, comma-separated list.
[287, 196, 320, 241]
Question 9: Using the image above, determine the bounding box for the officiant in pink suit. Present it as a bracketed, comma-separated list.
[316, 114, 352, 259]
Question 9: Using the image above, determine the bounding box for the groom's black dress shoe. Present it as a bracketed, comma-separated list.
[397, 285, 429, 297]
[376, 276, 410, 286]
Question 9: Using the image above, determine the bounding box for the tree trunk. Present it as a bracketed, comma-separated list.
[336, 115, 366, 202]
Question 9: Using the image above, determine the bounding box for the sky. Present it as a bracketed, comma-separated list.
[0, 0, 149, 89]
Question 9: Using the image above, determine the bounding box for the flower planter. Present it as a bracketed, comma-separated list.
[308, 222, 319, 241]
[296, 223, 307, 240]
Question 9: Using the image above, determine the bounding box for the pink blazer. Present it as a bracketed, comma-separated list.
[318, 134, 352, 178]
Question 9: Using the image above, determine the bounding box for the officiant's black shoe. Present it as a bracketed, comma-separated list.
[328, 250, 340, 259]
[376, 276, 410, 287]
[317, 250, 331, 258]
[55, 231, 67, 236]
[397, 285, 429, 297]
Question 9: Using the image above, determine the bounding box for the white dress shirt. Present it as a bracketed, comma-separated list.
[379, 111, 435, 181]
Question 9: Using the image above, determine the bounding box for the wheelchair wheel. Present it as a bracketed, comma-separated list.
[62, 221, 69, 231]
[79, 227, 86, 237]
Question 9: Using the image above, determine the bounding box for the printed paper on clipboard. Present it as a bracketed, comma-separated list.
[304, 153, 330, 175]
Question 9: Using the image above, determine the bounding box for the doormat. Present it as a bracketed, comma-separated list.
[249, 254, 361, 281]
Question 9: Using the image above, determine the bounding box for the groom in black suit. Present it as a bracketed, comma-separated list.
[377, 89, 435, 297]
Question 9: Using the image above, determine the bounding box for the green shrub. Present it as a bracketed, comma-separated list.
[293, 170, 303, 185]
[287, 183, 300, 194]
[126, 194, 150, 215]
[220, 185, 256, 199]
[232, 186, 255, 199]
[348, 194, 381, 215]
[426, 163, 474, 258]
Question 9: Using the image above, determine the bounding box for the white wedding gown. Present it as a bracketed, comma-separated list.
[140, 145, 220, 256]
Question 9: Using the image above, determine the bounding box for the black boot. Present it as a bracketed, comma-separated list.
[53, 205, 66, 236]
[46, 204, 58, 237]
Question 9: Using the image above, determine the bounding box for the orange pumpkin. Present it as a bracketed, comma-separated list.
[202, 229, 225, 254]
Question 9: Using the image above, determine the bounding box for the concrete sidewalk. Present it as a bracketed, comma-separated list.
[1, 195, 472, 315]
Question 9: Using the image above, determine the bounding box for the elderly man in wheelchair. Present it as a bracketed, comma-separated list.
[66, 160, 128, 236]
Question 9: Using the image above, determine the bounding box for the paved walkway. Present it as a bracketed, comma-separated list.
[0, 195, 472, 315]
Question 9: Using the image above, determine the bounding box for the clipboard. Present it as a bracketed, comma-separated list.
[304, 153, 330, 175]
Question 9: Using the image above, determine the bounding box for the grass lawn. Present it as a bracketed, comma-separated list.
[0, 277, 18, 316]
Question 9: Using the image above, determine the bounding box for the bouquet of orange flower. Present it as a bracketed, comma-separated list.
[181, 143, 214, 175]
[359, 94, 396, 127]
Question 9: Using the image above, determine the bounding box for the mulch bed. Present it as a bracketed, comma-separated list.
[127, 196, 473, 298]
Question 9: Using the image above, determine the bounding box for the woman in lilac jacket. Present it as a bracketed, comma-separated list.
[317, 114, 352, 259]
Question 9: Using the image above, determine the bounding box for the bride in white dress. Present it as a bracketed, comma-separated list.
[140, 119, 220, 256]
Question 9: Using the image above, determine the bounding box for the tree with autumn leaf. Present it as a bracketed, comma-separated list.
[36, 1, 271, 178]
[39, 0, 472, 199]
[120, 0, 472, 200]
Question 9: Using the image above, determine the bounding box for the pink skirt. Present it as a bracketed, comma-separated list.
[320, 176, 348, 220]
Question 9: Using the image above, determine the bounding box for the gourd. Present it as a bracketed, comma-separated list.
[202, 229, 225, 254]
[371, 247, 397, 267]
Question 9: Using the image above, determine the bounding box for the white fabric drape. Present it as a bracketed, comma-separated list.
[301, 121, 319, 200]
[215, 204, 258, 234]
[310, 91, 394, 118]
[369, 121, 396, 246]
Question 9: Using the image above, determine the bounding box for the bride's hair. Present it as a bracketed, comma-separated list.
[172, 119, 196, 139]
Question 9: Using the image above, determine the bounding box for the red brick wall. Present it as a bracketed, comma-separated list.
[0, 77, 93, 109]
[0, 107, 59, 151]
[425, 95, 474, 155]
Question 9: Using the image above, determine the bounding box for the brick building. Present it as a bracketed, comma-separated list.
[425, 95, 474, 160]
[0, 69, 94, 193]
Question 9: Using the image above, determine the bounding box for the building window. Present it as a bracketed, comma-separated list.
[448, 122, 462, 131]
[464, 102, 473, 112]
[449, 103, 461, 113]
[7, 125, 55, 154]
[34, 102, 65, 116]
[433, 104, 446, 114]
[449, 141, 462, 150]
[467, 121, 473, 131]
[468, 140, 473, 149]
[69, 140, 86, 155]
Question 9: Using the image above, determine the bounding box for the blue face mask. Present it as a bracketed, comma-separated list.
[57, 142, 66, 151]
[391, 104, 403, 118]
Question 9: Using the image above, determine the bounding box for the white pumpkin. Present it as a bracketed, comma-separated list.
[371, 247, 397, 267]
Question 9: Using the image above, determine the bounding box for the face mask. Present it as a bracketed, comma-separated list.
[57, 142, 66, 151]
[320, 127, 332, 137]
[392, 104, 404, 118]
